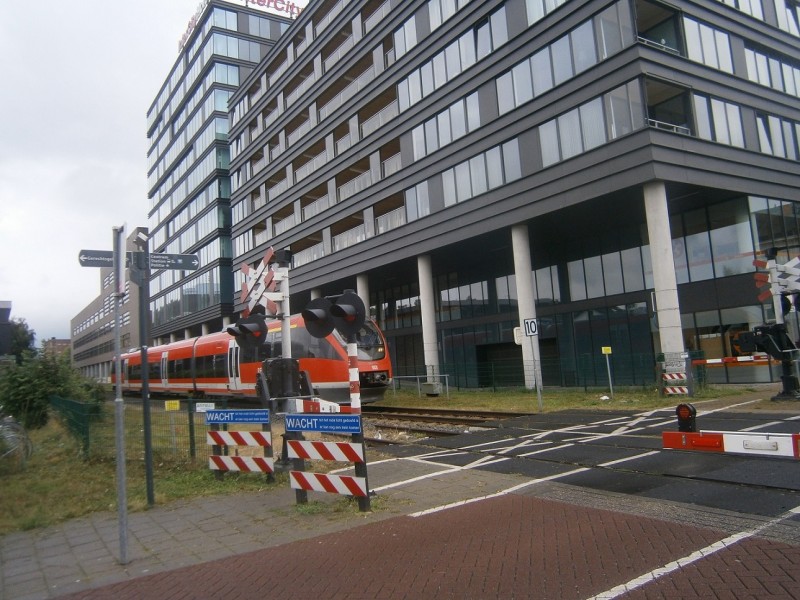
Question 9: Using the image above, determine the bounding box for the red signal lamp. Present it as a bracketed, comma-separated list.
[675, 403, 697, 432]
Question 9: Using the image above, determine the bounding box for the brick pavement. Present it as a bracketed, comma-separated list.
[50, 493, 800, 600]
[4, 396, 800, 600]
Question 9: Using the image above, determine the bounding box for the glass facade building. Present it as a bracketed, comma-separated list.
[228, 0, 800, 388]
[146, 1, 292, 343]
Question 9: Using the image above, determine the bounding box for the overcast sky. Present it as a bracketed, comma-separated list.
[0, 1, 222, 343]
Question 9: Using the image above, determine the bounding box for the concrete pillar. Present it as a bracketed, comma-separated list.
[202, 323, 210, 336]
[357, 274, 369, 309]
[417, 254, 440, 381]
[644, 181, 685, 355]
[512, 223, 541, 390]
[310, 288, 322, 300]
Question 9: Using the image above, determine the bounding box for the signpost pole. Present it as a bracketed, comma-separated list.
[523, 318, 543, 411]
[134, 235, 155, 506]
[602, 347, 614, 400]
[112, 226, 129, 565]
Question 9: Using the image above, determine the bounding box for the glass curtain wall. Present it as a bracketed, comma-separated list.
[375, 195, 800, 388]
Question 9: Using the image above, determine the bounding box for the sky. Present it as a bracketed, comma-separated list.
[0, 1, 219, 344]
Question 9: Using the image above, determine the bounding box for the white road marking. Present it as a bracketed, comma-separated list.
[587, 504, 800, 600]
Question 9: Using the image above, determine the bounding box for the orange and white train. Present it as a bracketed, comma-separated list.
[115, 314, 392, 403]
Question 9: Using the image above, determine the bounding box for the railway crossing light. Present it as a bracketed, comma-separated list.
[329, 290, 365, 337]
[227, 306, 268, 349]
[302, 297, 335, 339]
[676, 403, 697, 432]
[302, 290, 366, 339]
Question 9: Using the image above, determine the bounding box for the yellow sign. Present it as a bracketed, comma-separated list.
[165, 400, 180, 411]
[601, 346, 612, 355]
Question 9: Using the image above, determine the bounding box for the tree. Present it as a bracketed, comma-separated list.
[8, 318, 36, 364]
[0, 347, 104, 430]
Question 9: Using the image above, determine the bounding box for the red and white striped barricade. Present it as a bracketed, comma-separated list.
[204, 409, 274, 475]
[663, 430, 800, 459]
[660, 353, 693, 397]
[283, 413, 370, 510]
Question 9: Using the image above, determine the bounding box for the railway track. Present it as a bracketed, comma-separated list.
[361, 405, 531, 425]
[360, 406, 532, 445]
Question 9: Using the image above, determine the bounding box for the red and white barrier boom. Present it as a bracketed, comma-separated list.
[662, 403, 800, 458]
[663, 430, 800, 458]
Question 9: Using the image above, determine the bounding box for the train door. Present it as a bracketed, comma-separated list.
[227, 340, 241, 391]
[160, 355, 168, 387]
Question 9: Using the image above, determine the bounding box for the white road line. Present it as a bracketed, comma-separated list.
[741, 421, 784, 431]
[407, 449, 662, 517]
[597, 450, 660, 467]
[408, 467, 590, 517]
[587, 504, 800, 600]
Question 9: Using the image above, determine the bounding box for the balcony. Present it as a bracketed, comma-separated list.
[314, 0, 345, 37]
[338, 170, 372, 202]
[381, 153, 401, 178]
[295, 150, 329, 183]
[647, 118, 691, 135]
[336, 133, 352, 155]
[255, 228, 271, 246]
[364, 0, 392, 34]
[375, 206, 406, 234]
[287, 120, 312, 147]
[302, 194, 331, 220]
[323, 34, 354, 72]
[268, 178, 288, 201]
[361, 100, 399, 138]
[269, 59, 289, 87]
[251, 152, 267, 176]
[285, 72, 317, 108]
[333, 224, 366, 252]
[273, 213, 297, 236]
[318, 67, 376, 121]
[293, 242, 324, 267]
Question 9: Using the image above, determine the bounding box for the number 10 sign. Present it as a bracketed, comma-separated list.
[523, 318, 538, 336]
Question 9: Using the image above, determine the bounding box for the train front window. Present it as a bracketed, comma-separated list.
[351, 322, 386, 360]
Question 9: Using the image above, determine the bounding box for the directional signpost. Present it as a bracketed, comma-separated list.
[78, 249, 131, 268]
[78, 250, 198, 271]
[78, 233, 201, 509]
[148, 253, 200, 271]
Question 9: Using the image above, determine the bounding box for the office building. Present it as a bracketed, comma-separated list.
[227, 0, 800, 388]
[146, 0, 296, 344]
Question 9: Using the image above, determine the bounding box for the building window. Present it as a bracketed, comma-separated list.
[441, 139, 522, 207]
[394, 15, 417, 59]
[411, 92, 481, 160]
[398, 7, 507, 112]
[405, 182, 430, 222]
[683, 18, 733, 73]
[756, 113, 800, 159]
[497, 1, 634, 116]
[745, 47, 800, 97]
[692, 95, 745, 148]
[775, 0, 800, 36]
[715, 0, 764, 20]
[540, 82, 645, 167]
[525, 0, 568, 26]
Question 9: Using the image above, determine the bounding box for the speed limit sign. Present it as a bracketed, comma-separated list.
[523, 318, 538, 336]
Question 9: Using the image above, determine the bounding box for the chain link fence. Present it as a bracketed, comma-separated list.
[49, 396, 257, 462]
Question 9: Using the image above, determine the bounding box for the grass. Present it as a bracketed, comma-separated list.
[375, 383, 752, 413]
[0, 384, 762, 535]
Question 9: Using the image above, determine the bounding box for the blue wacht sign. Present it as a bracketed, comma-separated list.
[204, 409, 270, 425]
[284, 414, 361, 434]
